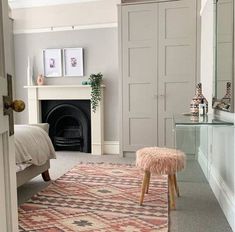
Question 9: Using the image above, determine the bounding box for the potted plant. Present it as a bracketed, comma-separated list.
[89, 72, 103, 113]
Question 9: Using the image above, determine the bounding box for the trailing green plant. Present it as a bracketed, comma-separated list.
[89, 72, 103, 113]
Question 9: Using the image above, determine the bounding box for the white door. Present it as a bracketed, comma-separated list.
[158, 0, 197, 148]
[120, 3, 158, 153]
[0, 0, 19, 231]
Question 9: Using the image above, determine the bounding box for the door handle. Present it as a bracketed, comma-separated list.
[3, 98, 25, 112]
[3, 74, 25, 135]
[154, 94, 165, 98]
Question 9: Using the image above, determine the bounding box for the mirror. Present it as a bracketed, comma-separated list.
[213, 0, 234, 112]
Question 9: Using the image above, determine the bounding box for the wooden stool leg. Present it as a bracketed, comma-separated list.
[146, 172, 151, 194]
[173, 174, 180, 197]
[140, 171, 150, 206]
[168, 174, 176, 210]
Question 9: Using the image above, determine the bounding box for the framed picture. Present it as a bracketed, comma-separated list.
[43, 49, 62, 77]
[63, 48, 84, 77]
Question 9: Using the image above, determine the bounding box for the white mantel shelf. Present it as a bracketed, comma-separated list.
[24, 85, 105, 155]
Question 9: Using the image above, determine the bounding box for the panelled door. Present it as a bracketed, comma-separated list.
[120, 0, 197, 154]
[0, 0, 19, 231]
[121, 3, 158, 152]
[158, 0, 197, 148]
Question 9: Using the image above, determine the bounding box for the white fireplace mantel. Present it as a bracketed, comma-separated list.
[24, 85, 105, 155]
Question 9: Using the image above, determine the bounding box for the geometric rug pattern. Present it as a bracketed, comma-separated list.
[18, 163, 168, 231]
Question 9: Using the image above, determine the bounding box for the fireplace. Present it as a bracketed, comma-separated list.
[24, 85, 104, 155]
[41, 100, 91, 152]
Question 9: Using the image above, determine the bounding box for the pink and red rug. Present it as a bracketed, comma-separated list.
[18, 163, 168, 232]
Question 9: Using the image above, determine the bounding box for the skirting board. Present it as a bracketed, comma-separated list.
[104, 141, 119, 155]
[198, 148, 209, 179]
[198, 148, 235, 231]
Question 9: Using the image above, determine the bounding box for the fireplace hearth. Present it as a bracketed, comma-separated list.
[41, 100, 91, 153]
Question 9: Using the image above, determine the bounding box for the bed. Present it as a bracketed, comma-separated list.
[15, 123, 56, 187]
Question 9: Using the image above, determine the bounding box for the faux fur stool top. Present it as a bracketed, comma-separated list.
[136, 147, 186, 175]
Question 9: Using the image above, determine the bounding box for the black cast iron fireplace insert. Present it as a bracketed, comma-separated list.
[41, 100, 91, 153]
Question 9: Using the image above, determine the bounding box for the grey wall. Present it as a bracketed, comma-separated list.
[14, 28, 119, 141]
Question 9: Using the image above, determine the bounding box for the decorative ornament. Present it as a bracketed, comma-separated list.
[190, 83, 208, 115]
[37, 74, 45, 85]
[27, 56, 34, 85]
[216, 82, 231, 111]
[221, 82, 231, 105]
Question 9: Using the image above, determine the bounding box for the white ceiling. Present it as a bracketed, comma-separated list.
[8, 0, 102, 9]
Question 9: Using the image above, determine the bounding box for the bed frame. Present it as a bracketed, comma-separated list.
[16, 161, 51, 187]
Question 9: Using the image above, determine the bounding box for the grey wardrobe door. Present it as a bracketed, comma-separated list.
[121, 3, 158, 152]
[158, 0, 197, 148]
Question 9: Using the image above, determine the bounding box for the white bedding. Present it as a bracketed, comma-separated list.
[15, 125, 56, 169]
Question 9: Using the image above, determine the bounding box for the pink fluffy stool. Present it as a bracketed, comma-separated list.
[136, 147, 186, 209]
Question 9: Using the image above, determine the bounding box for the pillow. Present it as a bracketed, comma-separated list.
[28, 123, 49, 134]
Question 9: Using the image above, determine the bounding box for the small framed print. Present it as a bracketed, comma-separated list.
[63, 48, 84, 77]
[43, 49, 62, 77]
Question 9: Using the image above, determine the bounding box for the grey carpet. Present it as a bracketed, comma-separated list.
[17, 152, 232, 232]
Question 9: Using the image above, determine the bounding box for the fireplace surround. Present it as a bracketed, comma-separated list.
[24, 85, 104, 155]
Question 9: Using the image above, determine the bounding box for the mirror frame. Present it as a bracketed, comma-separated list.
[212, 0, 235, 113]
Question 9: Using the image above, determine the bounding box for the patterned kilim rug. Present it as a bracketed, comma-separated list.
[18, 163, 169, 232]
